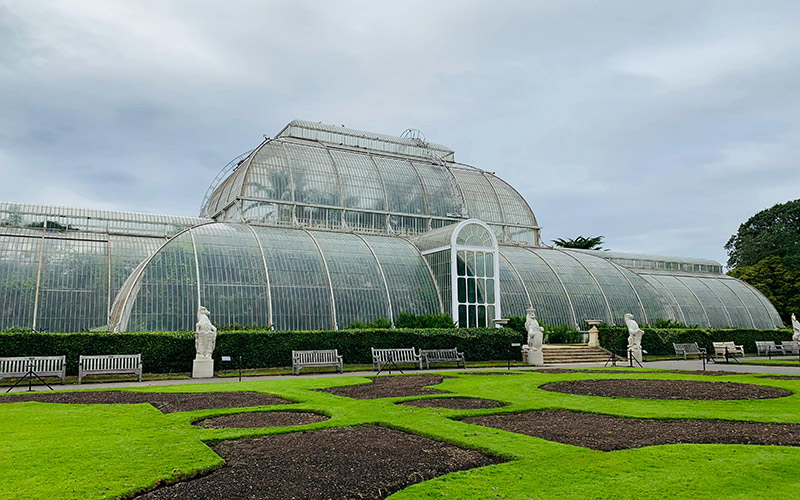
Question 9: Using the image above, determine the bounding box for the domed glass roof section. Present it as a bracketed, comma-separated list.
[201, 120, 540, 245]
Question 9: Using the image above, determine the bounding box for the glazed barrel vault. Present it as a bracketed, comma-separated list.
[0, 120, 785, 332]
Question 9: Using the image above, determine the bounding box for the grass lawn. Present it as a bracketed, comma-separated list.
[740, 358, 800, 367]
[2, 369, 800, 499]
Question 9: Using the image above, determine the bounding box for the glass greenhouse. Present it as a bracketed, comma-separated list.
[0, 121, 785, 332]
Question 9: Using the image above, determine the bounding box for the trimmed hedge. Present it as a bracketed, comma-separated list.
[598, 326, 793, 356]
[0, 328, 524, 376]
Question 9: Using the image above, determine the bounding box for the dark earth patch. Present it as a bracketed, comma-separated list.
[662, 370, 744, 377]
[398, 397, 507, 410]
[194, 411, 328, 429]
[136, 424, 506, 499]
[463, 409, 800, 451]
[540, 378, 791, 400]
[0, 391, 290, 413]
[759, 375, 800, 380]
[319, 374, 452, 399]
[458, 371, 522, 376]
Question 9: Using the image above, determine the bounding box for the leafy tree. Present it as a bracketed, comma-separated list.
[728, 255, 800, 324]
[725, 199, 800, 271]
[552, 235, 605, 250]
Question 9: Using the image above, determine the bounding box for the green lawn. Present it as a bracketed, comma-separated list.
[2, 369, 800, 499]
[740, 358, 800, 367]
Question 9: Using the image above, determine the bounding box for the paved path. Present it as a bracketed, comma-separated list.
[4, 358, 798, 393]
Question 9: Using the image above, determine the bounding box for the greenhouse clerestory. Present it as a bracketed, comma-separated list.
[0, 120, 785, 333]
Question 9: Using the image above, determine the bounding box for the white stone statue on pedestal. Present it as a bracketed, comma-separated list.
[624, 313, 644, 364]
[192, 306, 217, 378]
[524, 307, 545, 366]
[792, 314, 800, 343]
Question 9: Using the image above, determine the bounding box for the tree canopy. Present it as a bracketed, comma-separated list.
[725, 199, 800, 324]
[552, 235, 605, 250]
[725, 199, 800, 271]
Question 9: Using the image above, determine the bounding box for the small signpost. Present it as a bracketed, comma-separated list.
[509, 343, 521, 370]
[220, 355, 242, 381]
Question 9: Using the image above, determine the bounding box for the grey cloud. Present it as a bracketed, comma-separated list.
[1, 0, 799, 266]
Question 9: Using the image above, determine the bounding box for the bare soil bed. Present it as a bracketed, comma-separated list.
[194, 411, 328, 429]
[0, 391, 290, 413]
[136, 425, 506, 499]
[759, 375, 800, 380]
[463, 409, 800, 451]
[458, 371, 522, 376]
[319, 374, 452, 399]
[540, 378, 791, 400]
[398, 397, 507, 410]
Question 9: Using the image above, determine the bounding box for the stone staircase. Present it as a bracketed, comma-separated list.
[542, 344, 611, 364]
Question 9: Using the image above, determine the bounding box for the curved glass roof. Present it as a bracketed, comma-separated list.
[109, 222, 442, 332]
[571, 249, 723, 274]
[200, 121, 539, 245]
[497, 247, 782, 329]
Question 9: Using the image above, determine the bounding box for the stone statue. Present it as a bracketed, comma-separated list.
[195, 306, 217, 359]
[524, 307, 545, 366]
[192, 306, 217, 378]
[525, 307, 545, 350]
[624, 313, 643, 349]
[792, 314, 800, 343]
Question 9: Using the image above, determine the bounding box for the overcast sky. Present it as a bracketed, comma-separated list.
[2, 0, 799, 267]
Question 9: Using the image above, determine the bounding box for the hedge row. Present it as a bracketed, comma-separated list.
[597, 326, 793, 356]
[0, 328, 524, 376]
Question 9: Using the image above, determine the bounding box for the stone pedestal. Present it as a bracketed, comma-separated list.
[628, 346, 643, 365]
[587, 326, 600, 347]
[527, 348, 544, 366]
[192, 358, 214, 378]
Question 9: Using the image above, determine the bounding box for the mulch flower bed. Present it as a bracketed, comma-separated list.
[540, 378, 791, 400]
[318, 374, 452, 399]
[458, 371, 522, 376]
[0, 391, 290, 413]
[463, 409, 800, 451]
[662, 370, 742, 376]
[194, 411, 328, 429]
[759, 375, 800, 380]
[398, 397, 507, 410]
[136, 425, 506, 499]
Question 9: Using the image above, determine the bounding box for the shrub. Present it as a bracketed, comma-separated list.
[395, 313, 455, 329]
[505, 317, 581, 343]
[0, 327, 523, 375]
[344, 318, 392, 329]
[597, 325, 792, 356]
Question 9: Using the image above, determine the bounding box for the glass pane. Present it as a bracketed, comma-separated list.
[468, 252, 476, 276]
[485, 253, 494, 277]
[458, 305, 467, 327]
[468, 305, 477, 327]
[468, 278, 476, 303]
[478, 305, 486, 327]
[476, 252, 485, 277]
[457, 252, 466, 277]
[487, 279, 495, 303]
[458, 277, 466, 303]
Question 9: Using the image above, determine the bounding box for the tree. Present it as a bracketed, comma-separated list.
[728, 256, 800, 324]
[552, 235, 605, 250]
[725, 199, 800, 271]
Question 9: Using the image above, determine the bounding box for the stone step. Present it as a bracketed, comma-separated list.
[540, 344, 611, 364]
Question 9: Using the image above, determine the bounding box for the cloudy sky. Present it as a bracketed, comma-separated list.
[2, 0, 798, 267]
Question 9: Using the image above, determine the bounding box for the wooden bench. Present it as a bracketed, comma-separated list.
[79, 354, 142, 384]
[672, 342, 706, 360]
[782, 341, 800, 355]
[755, 341, 785, 356]
[371, 348, 422, 371]
[420, 348, 465, 369]
[0, 356, 66, 384]
[712, 342, 745, 361]
[292, 349, 343, 376]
